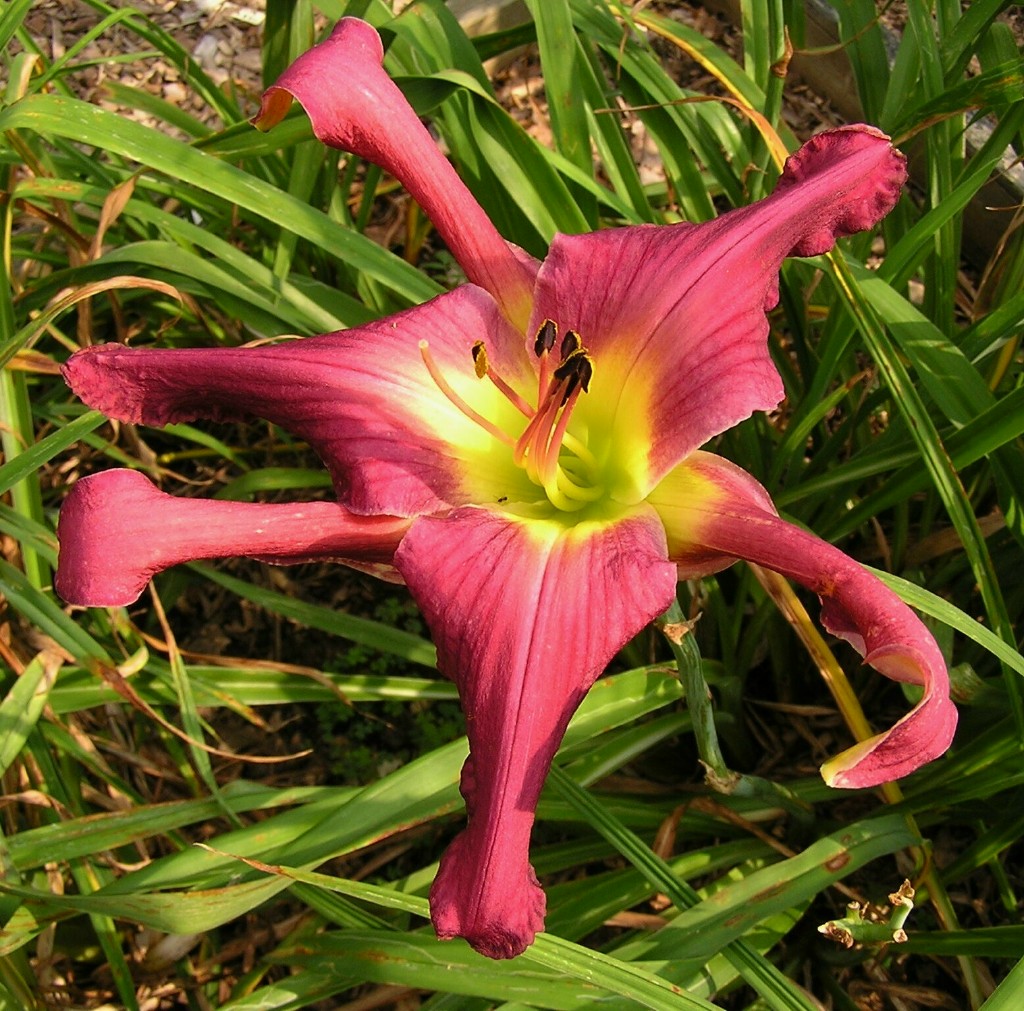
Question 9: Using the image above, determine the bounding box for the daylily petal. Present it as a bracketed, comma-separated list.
[254, 17, 536, 326]
[529, 126, 907, 502]
[648, 452, 957, 787]
[62, 287, 537, 517]
[56, 469, 410, 606]
[395, 503, 677, 958]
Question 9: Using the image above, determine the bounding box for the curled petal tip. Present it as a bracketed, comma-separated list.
[776, 125, 908, 257]
[251, 88, 292, 132]
[254, 15, 535, 323]
[430, 832, 546, 959]
[56, 470, 159, 606]
[821, 694, 958, 789]
[63, 344, 208, 428]
[63, 345, 144, 424]
[254, 18, 385, 147]
[860, 643, 931, 686]
[55, 469, 408, 607]
[652, 454, 957, 789]
[818, 606, 957, 787]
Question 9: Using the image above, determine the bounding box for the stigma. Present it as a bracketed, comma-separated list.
[420, 321, 604, 512]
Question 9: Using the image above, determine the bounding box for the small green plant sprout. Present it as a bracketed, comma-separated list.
[818, 880, 917, 948]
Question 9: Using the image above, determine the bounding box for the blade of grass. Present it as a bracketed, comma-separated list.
[526, 0, 596, 224]
[0, 874, 293, 934]
[213, 859, 725, 1011]
[867, 568, 1024, 681]
[978, 955, 1024, 1010]
[0, 0, 34, 57]
[0, 652, 60, 778]
[189, 563, 437, 668]
[0, 370, 47, 588]
[546, 765, 820, 1011]
[0, 410, 103, 498]
[828, 254, 1022, 731]
[0, 95, 441, 307]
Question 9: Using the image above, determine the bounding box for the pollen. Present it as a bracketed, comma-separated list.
[471, 341, 489, 379]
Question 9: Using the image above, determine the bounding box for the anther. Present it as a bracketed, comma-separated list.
[419, 340, 515, 447]
[559, 329, 583, 361]
[553, 349, 594, 404]
[471, 341, 488, 379]
[471, 340, 533, 418]
[534, 319, 558, 357]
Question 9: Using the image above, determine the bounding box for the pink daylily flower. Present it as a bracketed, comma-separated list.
[56, 18, 957, 960]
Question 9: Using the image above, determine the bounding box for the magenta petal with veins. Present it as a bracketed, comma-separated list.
[648, 452, 957, 788]
[396, 503, 676, 958]
[61, 287, 531, 518]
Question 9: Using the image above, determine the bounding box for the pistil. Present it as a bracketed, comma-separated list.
[419, 325, 605, 512]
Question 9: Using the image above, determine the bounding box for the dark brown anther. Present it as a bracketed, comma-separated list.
[560, 329, 583, 361]
[534, 319, 558, 357]
[560, 374, 580, 404]
[553, 349, 594, 404]
[553, 348, 591, 383]
[471, 340, 488, 379]
[577, 354, 593, 394]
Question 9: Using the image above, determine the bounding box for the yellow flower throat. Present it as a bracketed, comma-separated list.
[420, 319, 605, 512]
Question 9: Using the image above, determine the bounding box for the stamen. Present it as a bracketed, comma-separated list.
[561, 431, 599, 470]
[534, 319, 558, 357]
[540, 384, 584, 485]
[520, 330, 599, 479]
[420, 324, 605, 514]
[541, 463, 604, 512]
[419, 340, 515, 447]
[552, 349, 594, 405]
[537, 397, 599, 494]
[534, 319, 556, 404]
[554, 467, 605, 502]
[514, 393, 561, 472]
[542, 473, 582, 512]
[559, 329, 583, 361]
[472, 340, 533, 418]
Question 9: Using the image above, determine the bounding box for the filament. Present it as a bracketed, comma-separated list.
[419, 341, 515, 447]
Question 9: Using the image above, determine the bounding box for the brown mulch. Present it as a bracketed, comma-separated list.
[25, 0, 267, 129]
[25, 0, 847, 144]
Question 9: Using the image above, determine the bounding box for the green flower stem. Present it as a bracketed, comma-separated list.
[655, 600, 809, 820]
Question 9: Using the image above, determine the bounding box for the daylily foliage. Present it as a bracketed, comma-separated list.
[57, 17, 957, 960]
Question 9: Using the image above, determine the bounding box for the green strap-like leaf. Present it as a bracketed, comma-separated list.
[0, 94, 441, 306]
